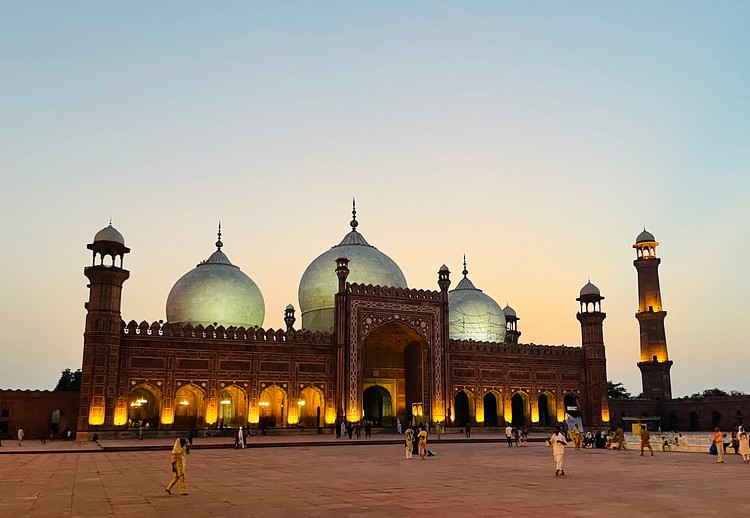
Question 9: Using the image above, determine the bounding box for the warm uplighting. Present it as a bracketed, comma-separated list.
[113, 405, 127, 426]
[602, 408, 610, 423]
[220, 399, 232, 405]
[88, 405, 105, 426]
[130, 397, 148, 408]
[205, 401, 218, 425]
[297, 400, 305, 406]
[324, 407, 337, 425]
[531, 402, 540, 423]
[258, 401, 271, 407]
[179, 400, 190, 406]
[161, 407, 174, 425]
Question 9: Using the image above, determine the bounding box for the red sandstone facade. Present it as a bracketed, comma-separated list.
[73, 233, 610, 441]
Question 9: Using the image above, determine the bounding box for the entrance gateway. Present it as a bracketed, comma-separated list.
[334, 259, 449, 426]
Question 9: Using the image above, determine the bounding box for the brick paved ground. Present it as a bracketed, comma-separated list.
[1, 437, 749, 517]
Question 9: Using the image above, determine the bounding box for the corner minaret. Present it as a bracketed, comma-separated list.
[78, 223, 130, 438]
[633, 229, 672, 400]
[576, 281, 610, 428]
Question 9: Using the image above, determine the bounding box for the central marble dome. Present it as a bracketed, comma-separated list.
[166, 230, 265, 329]
[298, 207, 407, 332]
[448, 259, 506, 342]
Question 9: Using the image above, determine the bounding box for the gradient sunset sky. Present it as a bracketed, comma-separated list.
[1, 2, 748, 396]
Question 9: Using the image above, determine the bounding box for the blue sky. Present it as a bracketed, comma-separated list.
[1, 1, 748, 395]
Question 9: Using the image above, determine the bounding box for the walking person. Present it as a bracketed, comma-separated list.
[465, 421, 471, 439]
[405, 428, 414, 459]
[335, 418, 341, 439]
[396, 418, 402, 434]
[17, 427, 24, 446]
[505, 425, 513, 447]
[165, 437, 190, 496]
[550, 427, 568, 476]
[640, 425, 653, 456]
[615, 427, 626, 450]
[418, 428, 428, 460]
[714, 427, 725, 463]
[738, 426, 749, 462]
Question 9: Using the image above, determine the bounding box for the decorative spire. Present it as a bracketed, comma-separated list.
[109, 217, 112, 225]
[216, 221, 223, 250]
[462, 254, 468, 278]
[350, 198, 358, 231]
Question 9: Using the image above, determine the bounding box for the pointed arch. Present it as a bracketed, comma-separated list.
[174, 383, 207, 429]
[127, 382, 162, 428]
[259, 384, 288, 428]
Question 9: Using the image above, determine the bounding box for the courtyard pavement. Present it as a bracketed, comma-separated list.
[1, 437, 749, 517]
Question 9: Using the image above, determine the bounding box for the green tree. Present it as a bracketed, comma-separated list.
[607, 381, 632, 399]
[54, 368, 82, 391]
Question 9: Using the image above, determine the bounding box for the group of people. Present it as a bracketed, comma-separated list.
[404, 423, 431, 460]
[334, 418, 374, 439]
[713, 425, 750, 462]
[504, 425, 529, 447]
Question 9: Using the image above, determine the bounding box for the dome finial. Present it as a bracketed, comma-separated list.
[462, 254, 468, 278]
[109, 217, 112, 226]
[216, 221, 223, 249]
[350, 198, 359, 231]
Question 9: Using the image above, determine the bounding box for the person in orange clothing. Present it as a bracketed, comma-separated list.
[713, 427, 724, 463]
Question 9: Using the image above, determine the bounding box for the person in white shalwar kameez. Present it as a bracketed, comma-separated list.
[550, 427, 568, 476]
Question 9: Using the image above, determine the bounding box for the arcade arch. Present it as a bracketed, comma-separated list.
[298, 386, 324, 428]
[128, 383, 161, 428]
[454, 389, 475, 427]
[483, 390, 502, 427]
[538, 391, 557, 426]
[510, 391, 530, 427]
[174, 384, 205, 428]
[259, 385, 287, 428]
[218, 385, 248, 427]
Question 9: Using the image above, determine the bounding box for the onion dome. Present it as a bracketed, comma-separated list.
[579, 280, 601, 297]
[298, 202, 407, 332]
[448, 257, 506, 342]
[94, 222, 126, 245]
[166, 226, 265, 329]
[636, 228, 656, 243]
[503, 305, 517, 318]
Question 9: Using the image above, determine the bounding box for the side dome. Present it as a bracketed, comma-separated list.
[448, 259, 506, 342]
[636, 229, 655, 243]
[166, 229, 265, 329]
[503, 305, 517, 318]
[94, 223, 125, 245]
[298, 206, 407, 332]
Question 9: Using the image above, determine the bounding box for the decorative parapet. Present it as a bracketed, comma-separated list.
[122, 320, 333, 345]
[347, 283, 443, 301]
[449, 339, 584, 359]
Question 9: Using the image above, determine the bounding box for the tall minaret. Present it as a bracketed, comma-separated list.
[576, 281, 610, 428]
[77, 223, 130, 438]
[633, 229, 672, 400]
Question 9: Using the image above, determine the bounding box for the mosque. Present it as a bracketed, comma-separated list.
[70, 204, 609, 440]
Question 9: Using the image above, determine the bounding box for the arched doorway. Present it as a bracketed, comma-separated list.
[689, 412, 699, 430]
[50, 409, 61, 434]
[483, 391, 499, 426]
[363, 385, 392, 426]
[363, 321, 427, 426]
[218, 385, 248, 427]
[259, 385, 287, 428]
[538, 392, 556, 427]
[174, 384, 205, 429]
[128, 384, 161, 429]
[511, 392, 528, 426]
[712, 411, 721, 428]
[454, 390, 471, 427]
[299, 386, 324, 428]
